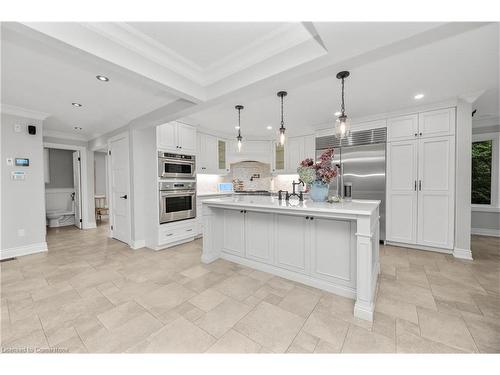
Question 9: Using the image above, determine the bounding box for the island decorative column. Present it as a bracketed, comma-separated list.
[353, 206, 380, 321]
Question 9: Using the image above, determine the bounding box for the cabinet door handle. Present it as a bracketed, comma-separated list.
[419, 132, 422, 136]
[310, 217, 314, 220]
[166, 233, 173, 237]
[186, 229, 193, 232]
[306, 216, 309, 220]
[414, 133, 418, 137]
[414, 180, 417, 191]
[419, 180, 422, 191]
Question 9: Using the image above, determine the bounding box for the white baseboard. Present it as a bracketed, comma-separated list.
[1, 242, 48, 260]
[131, 240, 146, 249]
[471, 227, 500, 237]
[385, 241, 453, 254]
[453, 247, 473, 260]
[83, 221, 97, 230]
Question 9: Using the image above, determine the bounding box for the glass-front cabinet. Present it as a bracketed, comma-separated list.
[273, 142, 285, 173]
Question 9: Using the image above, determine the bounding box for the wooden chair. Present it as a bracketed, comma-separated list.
[95, 195, 109, 222]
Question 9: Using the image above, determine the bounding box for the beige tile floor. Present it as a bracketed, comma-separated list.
[1, 222, 499, 353]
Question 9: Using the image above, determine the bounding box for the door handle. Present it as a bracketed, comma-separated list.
[120, 194, 128, 199]
[418, 180, 422, 191]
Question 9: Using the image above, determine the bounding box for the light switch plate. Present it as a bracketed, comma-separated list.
[14, 124, 23, 133]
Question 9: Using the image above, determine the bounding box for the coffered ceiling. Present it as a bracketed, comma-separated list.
[1, 21, 497, 140]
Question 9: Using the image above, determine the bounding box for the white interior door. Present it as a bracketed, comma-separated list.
[386, 140, 418, 244]
[109, 134, 131, 245]
[417, 136, 455, 249]
[72, 151, 82, 229]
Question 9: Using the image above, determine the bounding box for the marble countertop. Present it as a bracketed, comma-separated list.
[202, 195, 380, 216]
[197, 192, 234, 197]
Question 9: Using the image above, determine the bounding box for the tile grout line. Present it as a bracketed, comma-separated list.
[283, 289, 322, 353]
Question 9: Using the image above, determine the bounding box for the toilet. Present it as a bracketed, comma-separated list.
[46, 210, 75, 227]
[45, 188, 75, 228]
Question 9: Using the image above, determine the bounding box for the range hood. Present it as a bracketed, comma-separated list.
[227, 140, 272, 165]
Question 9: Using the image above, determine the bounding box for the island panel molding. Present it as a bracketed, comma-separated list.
[201, 196, 380, 321]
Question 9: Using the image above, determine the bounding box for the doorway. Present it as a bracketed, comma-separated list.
[43, 147, 82, 230]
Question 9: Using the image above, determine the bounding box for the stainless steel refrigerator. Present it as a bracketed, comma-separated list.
[316, 127, 387, 241]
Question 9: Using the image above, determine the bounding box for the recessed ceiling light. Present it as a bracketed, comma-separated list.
[73, 126, 83, 131]
[235, 126, 240, 130]
[72, 102, 83, 107]
[96, 75, 109, 82]
[414, 94, 424, 100]
[266, 125, 272, 130]
[334, 111, 341, 116]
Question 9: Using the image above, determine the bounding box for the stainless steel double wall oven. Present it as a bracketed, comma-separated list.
[158, 152, 196, 224]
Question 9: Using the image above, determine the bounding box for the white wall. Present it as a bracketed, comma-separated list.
[1, 113, 47, 258]
[45, 148, 74, 189]
[94, 151, 107, 196]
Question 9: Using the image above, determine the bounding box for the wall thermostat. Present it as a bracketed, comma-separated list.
[11, 171, 26, 181]
[15, 158, 29, 167]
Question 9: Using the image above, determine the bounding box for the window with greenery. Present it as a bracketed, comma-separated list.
[472, 140, 492, 204]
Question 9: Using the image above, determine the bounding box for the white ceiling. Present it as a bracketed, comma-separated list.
[188, 23, 499, 137]
[126, 22, 288, 69]
[1, 21, 498, 141]
[1, 23, 180, 139]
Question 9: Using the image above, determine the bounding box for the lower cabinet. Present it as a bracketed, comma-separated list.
[245, 211, 273, 263]
[275, 214, 308, 273]
[222, 209, 245, 256]
[218, 208, 355, 286]
[309, 218, 356, 288]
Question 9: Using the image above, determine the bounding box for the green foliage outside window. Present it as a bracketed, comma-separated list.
[472, 140, 492, 204]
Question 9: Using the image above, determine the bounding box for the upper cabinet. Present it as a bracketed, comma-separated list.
[197, 133, 229, 174]
[275, 134, 315, 174]
[387, 108, 455, 142]
[387, 114, 419, 142]
[157, 121, 197, 154]
[418, 108, 456, 138]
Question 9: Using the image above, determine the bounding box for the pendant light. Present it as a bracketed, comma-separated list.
[235, 105, 244, 152]
[277, 91, 287, 146]
[335, 71, 351, 138]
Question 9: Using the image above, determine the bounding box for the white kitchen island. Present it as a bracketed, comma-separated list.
[201, 195, 381, 321]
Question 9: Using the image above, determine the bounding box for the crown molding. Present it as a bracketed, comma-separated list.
[82, 22, 204, 83]
[0, 103, 50, 120]
[43, 128, 90, 142]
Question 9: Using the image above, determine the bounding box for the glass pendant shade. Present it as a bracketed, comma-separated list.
[335, 114, 351, 138]
[279, 128, 286, 146]
[237, 135, 242, 152]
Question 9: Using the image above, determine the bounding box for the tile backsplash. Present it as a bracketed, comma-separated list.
[223, 161, 272, 191]
[198, 162, 301, 193]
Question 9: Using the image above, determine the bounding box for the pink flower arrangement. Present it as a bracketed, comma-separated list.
[297, 148, 337, 185]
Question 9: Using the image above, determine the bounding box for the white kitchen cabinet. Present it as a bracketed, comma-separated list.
[197, 133, 217, 173]
[276, 134, 315, 174]
[222, 209, 245, 256]
[275, 214, 308, 273]
[245, 211, 273, 263]
[386, 136, 455, 250]
[417, 136, 455, 248]
[387, 108, 455, 142]
[418, 108, 455, 138]
[309, 218, 356, 288]
[387, 114, 419, 142]
[386, 140, 418, 244]
[157, 121, 196, 154]
[197, 133, 230, 174]
[286, 137, 304, 173]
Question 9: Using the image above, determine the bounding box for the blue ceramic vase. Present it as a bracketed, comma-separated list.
[309, 181, 329, 202]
